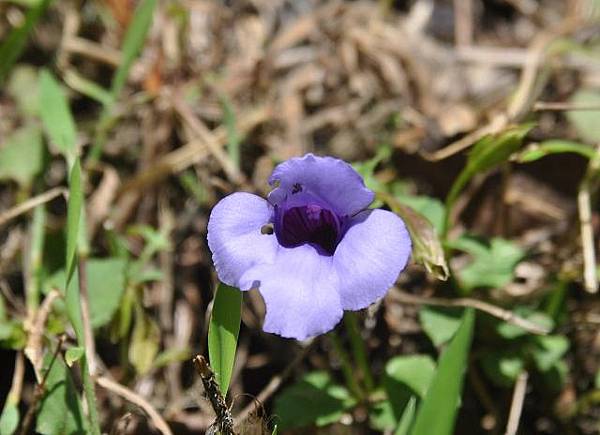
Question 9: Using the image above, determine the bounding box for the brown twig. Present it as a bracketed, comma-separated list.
[392, 289, 551, 335]
[96, 376, 174, 435]
[0, 188, 67, 228]
[24, 289, 61, 380]
[193, 355, 235, 435]
[504, 371, 528, 435]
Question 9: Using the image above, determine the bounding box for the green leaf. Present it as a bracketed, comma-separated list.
[567, 90, 600, 143]
[411, 308, 475, 435]
[65, 160, 83, 341]
[86, 258, 126, 328]
[274, 371, 356, 429]
[152, 347, 191, 370]
[516, 140, 597, 163]
[63, 69, 113, 106]
[36, 353, 86, 435]
[208, 283, 242, 395]
[65, 346, 85, 367]
[529, 335, 569, 372]
[39, 70, 77, 162]
[448, 235, 524, 292]
[444, 123, 533, 235]
[377, 191, 449, 280]
[385, 355, 436, 399]
[0, 124, 43, 186]
[7, 65, 39, 116]
[384, 355, 435, 425]
[129, 305, 160, 375]
[0, 402, 19, 435]
[110, 0, 157, 99]
[419, 306, 463, 347]
[0, 0, 52, 83]
[480, 350, 524, 387]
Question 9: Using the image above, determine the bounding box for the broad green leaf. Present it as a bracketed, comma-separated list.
[411, 308, 475, 435]
[448, 235, 524, 292]
[208, 283, 242, 395]
[85, 258, 126, 328]
[0, 402, 18, 435]
[0, 124, 43, 186]
[110, 0, 157, 99]
[129, 305, 160, 375]
[567, 90, 600, 143]
[480, 350, 524, 387]
[516, 140, 597, 163]
[384, 355, 435, 424]
[444, 123, 533, 235]
[65, 346, 85, 367]
[419, 306, 463, 347]
[7, 65, 39, 116]
[530, 335, 569, 372]
[39, 70, 77, 162]
[0, 0, 52, 83]
[377, 191, 449, 280]
[274, 371, 356, 429]
[369, 399, 396, 432]
[385, 355, 436, 399]
[36, 353, 86, 435]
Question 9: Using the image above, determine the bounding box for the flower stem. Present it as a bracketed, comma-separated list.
[343, 312, 375, 392]
[329, 332, 364, 400]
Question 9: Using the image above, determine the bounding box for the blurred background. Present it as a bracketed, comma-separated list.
[1, 0, 600, 434]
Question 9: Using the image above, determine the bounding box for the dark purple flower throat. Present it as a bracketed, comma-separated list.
[277, 204, 341, 255]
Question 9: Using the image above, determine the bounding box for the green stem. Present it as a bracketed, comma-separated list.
[329, 332, 364, 400]
[344, 312, 375, 392]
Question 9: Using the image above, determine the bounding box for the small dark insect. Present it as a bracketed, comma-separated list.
[193, 355, 235, 435]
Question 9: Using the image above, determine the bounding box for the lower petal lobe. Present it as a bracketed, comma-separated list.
[249, 244, 343, 340]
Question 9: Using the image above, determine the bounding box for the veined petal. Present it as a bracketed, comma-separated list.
[333, 209, 411, 310]
[249, 245, 343, 340]
[268, 154, 374, 217]
[207, 192, 278, 290]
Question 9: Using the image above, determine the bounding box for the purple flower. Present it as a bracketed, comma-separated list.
[207, 154, 411, 340]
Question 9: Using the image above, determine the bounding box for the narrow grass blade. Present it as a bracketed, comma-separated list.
[0, 0, 52, 83]
[411, 308, 475, 435]
[208, 283, 242, 395]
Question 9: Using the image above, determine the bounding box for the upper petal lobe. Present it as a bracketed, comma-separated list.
[248, 245, 343, 340]
[207, 192, 278, 290]
[268, 154, 374, 217]
[333, 209, 411, 310]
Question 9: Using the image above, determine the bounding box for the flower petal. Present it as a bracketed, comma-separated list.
[249, 245, 343, 340]
[268, 154, 374, 216]
[333, 209, 411, 310]
[207, 192, 278, 290]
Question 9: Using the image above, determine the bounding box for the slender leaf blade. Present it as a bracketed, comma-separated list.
[208, 283, 242, 395]
[110, 0, 157, 99]
[411, 308, 475, 435]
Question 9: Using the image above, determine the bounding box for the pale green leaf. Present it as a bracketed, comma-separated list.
[517, 140, 597, 163]
[0, 402, 18, 435]
[274, 371, 356, 429]
[129, 306, 160, 375]
[0, 124, 43, 186]
[567, 90, 600, 143]
[419, 306, 463, 347]
[65, 346, 85, 367]
[39, 70, 77, 161]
